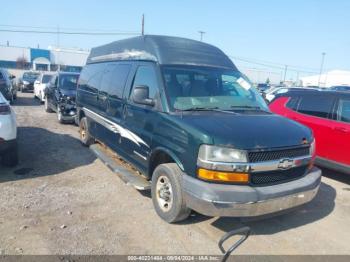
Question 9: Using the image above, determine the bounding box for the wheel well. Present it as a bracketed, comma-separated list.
[78, 110, 85, 122]
[149, 151, 176, 177]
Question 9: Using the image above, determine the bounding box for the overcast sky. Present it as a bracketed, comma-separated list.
[1, 0, 349, 81]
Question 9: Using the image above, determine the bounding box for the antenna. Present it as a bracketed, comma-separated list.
[198, 31, 205, 41]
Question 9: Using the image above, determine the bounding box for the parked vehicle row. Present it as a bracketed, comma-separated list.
[1, 35, 348, 225]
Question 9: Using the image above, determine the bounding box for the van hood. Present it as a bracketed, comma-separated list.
[177, 111, 312, 150]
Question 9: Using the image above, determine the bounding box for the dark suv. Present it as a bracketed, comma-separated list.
[44, 72, 79, 123]
[76, 35, 321, 223]
[19, 72, 40, 92]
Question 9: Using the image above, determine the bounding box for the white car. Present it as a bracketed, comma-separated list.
[34, 73, 53, 102]
[265, 87, 290, 102]
[0, 92, 18, 166]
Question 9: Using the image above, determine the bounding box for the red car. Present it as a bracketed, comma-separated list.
[269, 89, 350, 174]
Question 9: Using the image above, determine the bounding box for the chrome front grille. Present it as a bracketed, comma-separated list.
[250, 165, 308, 186]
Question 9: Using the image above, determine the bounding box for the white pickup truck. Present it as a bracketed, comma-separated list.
[0, 92, 18, 166]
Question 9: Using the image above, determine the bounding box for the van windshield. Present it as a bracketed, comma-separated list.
[161, 66, 268, 111]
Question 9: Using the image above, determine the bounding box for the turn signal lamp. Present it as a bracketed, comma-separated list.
[197, 168, 249, 183]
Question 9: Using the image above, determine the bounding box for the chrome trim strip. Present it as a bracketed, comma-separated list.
[133, 150, 147, 161]
[83, 107, 149, 148]
[197, 155, 312, 172]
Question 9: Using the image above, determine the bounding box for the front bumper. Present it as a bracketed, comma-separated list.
[183, 167, 321, 217]
[22, 84, 34, 91]
[59, 103, 77, 121]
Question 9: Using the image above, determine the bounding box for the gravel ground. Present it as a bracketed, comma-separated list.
[0, 92, 349, 255]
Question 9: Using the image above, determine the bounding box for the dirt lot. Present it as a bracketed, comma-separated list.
[0, 92, 350, 255]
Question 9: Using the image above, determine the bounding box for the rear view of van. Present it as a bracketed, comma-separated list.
[76, 35, 321, 223]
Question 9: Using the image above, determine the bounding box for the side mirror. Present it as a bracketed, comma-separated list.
[10, 75, 16, 79]
[132, 85, 155, 106]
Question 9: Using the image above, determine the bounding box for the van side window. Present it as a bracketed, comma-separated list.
[297, 95, 334, 119]
[132, 66, 159, 100]
[79, 64, 105, 93]
[101, 64, 131, 98]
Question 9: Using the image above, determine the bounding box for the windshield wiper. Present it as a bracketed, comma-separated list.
[181, 106, 220, 111]
[230, 105, 263, 110]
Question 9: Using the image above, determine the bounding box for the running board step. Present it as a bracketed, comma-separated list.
[90, 144, 151, 191]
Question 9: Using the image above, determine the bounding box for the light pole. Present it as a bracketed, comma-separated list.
[198, 31, 205, 41]
[318, 52, 326, 87]
[283, 65, 288, 83]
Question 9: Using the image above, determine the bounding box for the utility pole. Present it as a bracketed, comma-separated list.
[141, 14, 145, 36]
[318, 52, 326, 87]
[57, 25, 60, 71]
[198, 31, 205, 41]
[283, 65, 288, 83]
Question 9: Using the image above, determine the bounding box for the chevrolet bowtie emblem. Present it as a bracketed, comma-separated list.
[278, 158, 294, 170]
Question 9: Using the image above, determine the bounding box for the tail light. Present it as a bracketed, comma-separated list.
[0, 104, 11, 115]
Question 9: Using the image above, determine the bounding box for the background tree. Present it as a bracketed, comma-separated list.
[16, 56, 28, 69]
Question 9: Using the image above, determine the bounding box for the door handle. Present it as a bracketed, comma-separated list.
[334, 127, 349, 133]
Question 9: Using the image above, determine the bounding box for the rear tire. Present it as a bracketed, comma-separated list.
[151, 163, 191, 223]
[2, 143, 19, 167]
[79, 117, 94, 146]
[45, 98, 53, 113]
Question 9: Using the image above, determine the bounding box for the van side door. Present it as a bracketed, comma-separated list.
[102, 63, 132, 155]
[122, 63, 162, 171]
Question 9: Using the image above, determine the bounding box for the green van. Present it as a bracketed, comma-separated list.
[76, 35, 321, 223]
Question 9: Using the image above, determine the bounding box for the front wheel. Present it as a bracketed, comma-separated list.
[151, 163, 191, 223]
[57, 107, 64, 124]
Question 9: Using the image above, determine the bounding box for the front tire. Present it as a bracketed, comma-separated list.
[44, 98, 53, 113]
[57, 108, 64, 124]
[2, 143, 19, 167]
[151, 163, 191, 223]
[79, 117, 94, 146]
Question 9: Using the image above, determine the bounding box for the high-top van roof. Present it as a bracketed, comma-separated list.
[87, 35, 237, 69]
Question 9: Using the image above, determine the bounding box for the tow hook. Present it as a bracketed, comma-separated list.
[218, 226, 251, 262]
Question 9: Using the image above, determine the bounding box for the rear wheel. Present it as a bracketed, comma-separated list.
[151, 163, 191, 223]
[79, 117, 94, 146]
[2, 143, 18, 167]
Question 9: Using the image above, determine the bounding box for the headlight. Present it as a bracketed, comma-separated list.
[310, 139, 316, 157]
[198, 145, 248, 163]
[23, 81, 29, 85]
